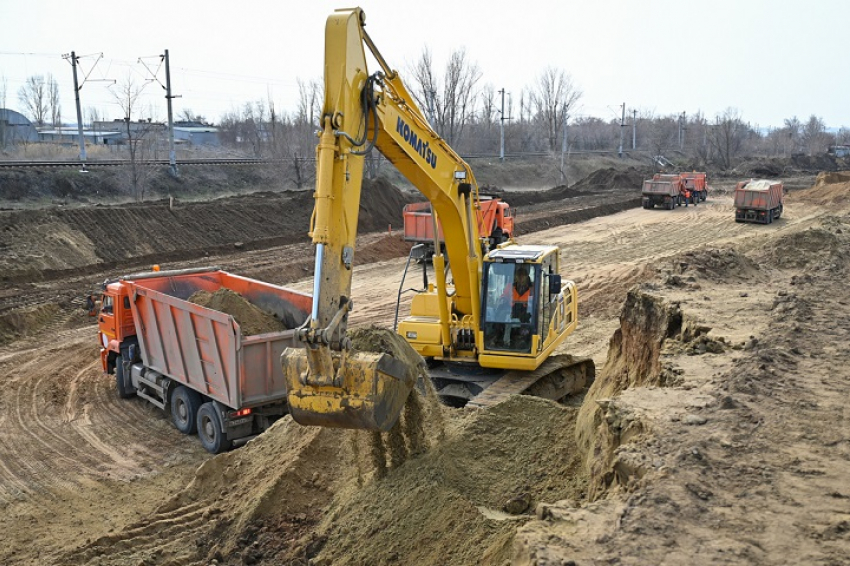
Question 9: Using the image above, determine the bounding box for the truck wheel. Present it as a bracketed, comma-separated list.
[197, 402, 232, 453]
[115, 355, 135, 399]
[171, 385, 202, 434]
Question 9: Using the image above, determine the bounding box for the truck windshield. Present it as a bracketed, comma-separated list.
[102, 295, 114, 314]
[481, 262, 537, 353]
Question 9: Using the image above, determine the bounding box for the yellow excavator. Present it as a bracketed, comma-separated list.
[281, 7, 593, 431]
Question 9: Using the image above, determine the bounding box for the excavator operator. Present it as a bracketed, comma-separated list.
[506, 266, 533, 324]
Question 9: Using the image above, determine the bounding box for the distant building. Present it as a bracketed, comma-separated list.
[39, 128, 123, 145]
[92, 119, 168, 142]
[0, 108, 39, 146]
[828, 145, 850, 158]
[174, 123, 220, 146]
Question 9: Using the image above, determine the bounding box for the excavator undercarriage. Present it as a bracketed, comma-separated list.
[428, 354, 595, 409]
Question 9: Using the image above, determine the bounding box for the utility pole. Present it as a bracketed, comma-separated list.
[632, 109, 637, 150]
[560, 104, 569, 184]
[618, 102, 625, 158]
[679, 111, 686, 149]
[499, 88, 505, 162]
[64, 51, 87, 170]
[164, 49, 178, 177]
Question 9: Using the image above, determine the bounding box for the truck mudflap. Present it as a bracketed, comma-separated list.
[281, 347, 415, 431]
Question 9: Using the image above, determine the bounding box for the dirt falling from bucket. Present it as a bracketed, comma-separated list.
[346, 325, 444, 477]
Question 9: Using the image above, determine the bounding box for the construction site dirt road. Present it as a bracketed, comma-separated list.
[1, 170, 849, 565]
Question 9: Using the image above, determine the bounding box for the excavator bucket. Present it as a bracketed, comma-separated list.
[281, 346, 415, 431]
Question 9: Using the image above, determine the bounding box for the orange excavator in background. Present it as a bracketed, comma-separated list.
[280, 7, 593, 432]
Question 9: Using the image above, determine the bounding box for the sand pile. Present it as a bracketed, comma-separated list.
[788, 171, 850, 206]
[188, 288, 288, 335]
[503, 167, 646, 207]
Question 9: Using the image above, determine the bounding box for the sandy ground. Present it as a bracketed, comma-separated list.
[2, 175, 850, 565]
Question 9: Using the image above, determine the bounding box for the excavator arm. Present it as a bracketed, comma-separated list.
[280, 8, 588, 429]
[281, 7, 484, 431]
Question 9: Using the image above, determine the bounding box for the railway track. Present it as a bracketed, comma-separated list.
[0, 157, 272, 169]
[0, 149, 653, 170]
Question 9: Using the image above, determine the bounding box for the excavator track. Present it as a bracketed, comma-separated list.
[429, 354, 595, 409]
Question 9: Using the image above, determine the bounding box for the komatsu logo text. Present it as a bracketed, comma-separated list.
[396, 117, 437, 169]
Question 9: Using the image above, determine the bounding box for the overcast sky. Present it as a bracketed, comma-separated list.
[1, 0, 847, 130]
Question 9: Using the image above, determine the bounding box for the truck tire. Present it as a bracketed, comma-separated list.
[115, 355, 135, 399]
[171, 385, 202, 435]
[197, 402, 232, 454]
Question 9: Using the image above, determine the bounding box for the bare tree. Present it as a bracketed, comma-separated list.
[47, 75, 61, 127]
[0, 76, 7, 148]
[410, 46, 482, 146]
[177, 108, 207, 124]
[708, 108, 748, 170]
[800, 115, 831, 155]
[18, 75, 49, 127]
[111, 74, 157, 201]
[530, 67, 582, 152]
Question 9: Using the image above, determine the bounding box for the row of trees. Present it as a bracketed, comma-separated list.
[8, 48, 849, 184]
[209, 46, 847, 174]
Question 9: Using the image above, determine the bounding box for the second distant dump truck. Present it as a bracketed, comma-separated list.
[98, 267, 311, 453]
[680, 172, 708, 202]
[642, 173, 690, 210]
[734, 179, 784, 224]
[403, 195, 513, 260]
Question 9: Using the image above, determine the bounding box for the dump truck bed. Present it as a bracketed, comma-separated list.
[124, 270, 311, 410]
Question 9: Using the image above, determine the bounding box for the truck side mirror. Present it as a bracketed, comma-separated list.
[549, 274, 562, 295]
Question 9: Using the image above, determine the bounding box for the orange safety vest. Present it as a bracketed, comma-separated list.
[512, 285, 532, 304]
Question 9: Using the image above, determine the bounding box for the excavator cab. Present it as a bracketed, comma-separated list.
[480, 246, 566, 358]
[482, 262, 538, 353]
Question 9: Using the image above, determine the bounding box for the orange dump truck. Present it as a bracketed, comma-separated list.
[642, 173, 689, 210]
[403, 196, 513, 260]
[680, 172, 708, 202]
[98, 267, 311, 453]
[734, 180, 784, 224]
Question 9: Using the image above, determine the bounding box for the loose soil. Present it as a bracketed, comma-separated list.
[188, 288, 289, 336]
[1, 164, 849, 566]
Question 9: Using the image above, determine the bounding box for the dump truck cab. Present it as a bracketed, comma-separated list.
[98, 280, 136, 375]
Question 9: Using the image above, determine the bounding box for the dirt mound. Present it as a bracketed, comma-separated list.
[188, 288, 288, 335]
[663, 248, 761, 284]
[503, 167, 646, 207]
[358, 177, 418, 232]
[307, 395, 585, 566]
[787, 170, 850, 206]
[354, 234, 413, 264]
[0, 176, 416, 283]
[733, 154, 849, 178]
[761, 224, 846, 270]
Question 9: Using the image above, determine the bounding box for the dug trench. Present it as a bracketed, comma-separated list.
[3, 172, 850, 564]
[0, 169, 639, 347]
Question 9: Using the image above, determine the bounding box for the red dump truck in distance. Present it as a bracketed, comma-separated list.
[680, 172, 708, 202]
[734, 179, 784, 224]
[641, 173, 691, 210]
[98, 267, 311, 453]
[403, 196, 513, 259]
